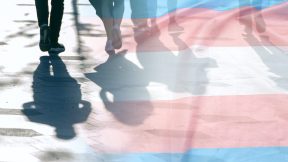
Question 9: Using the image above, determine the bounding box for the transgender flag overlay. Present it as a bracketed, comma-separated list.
[82, 0, 288, 161]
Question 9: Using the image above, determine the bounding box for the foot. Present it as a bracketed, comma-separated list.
[151, 25, 160, 35]
[256, 23, 266, 33]
[105, 39, 115, 55]
[168, 22, 184, 33]
[133, 27, 151, 43]
[39, 24, 50, 52]
[49, 42, 65, 54]
[112, 27, 122, 49]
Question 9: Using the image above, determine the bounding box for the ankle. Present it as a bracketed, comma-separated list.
[113, 24, 120, 30]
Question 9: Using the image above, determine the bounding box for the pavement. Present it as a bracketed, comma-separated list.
[1, 0, 288, 162]
[0, 0, 107, 161]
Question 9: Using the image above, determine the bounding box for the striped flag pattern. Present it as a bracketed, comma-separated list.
[83, 0, 288, 161]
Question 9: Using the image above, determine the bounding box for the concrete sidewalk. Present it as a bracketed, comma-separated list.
[0, 0, 107, 161]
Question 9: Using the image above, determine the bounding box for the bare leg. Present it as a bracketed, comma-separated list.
[112, 0, 124, 49]
[167, 0, 177, 24]
[167, 0, 183, 32]
[101, 0, 115, 54]
[101, 0, 114, 41]
[239, 0, 253, 35]
[130, 0, 151, 43]
[112, 0, 124, 28]
[254, 0, 266, 33]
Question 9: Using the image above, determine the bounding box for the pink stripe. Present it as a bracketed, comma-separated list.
[81, 94, 288, 153]
[117, 3, 288, 52]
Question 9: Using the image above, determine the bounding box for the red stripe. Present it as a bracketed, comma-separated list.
[81, 94, 288, 153]
[119, 3, 288, 52]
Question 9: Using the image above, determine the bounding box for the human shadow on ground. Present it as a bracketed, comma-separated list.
[239, 0, 288, 90]
[22, 56, 91, 140]
[85, 50, 153, 126]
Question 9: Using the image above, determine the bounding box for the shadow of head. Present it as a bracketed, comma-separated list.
[22, 100, 91, 140]
[55, 126, 76, 140]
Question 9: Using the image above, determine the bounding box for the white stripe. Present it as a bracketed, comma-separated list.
[85, 46, 288, 101]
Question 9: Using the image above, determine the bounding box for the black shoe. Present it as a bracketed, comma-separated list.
[39, 24, 50, 52]
[49, 43, 65, 54]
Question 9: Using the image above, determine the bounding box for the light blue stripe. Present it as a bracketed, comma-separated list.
[101, 147, 288, 162]
[128, 0, 286, 18]
[151, 0, 286, 17]
[81, 0, 287, 18]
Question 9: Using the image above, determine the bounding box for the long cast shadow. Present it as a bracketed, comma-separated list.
[131, 3, 218, 161]
[238, 0, 288, 90]
[84, 1, 219, 161]
[129, 3, 219, 161]
[238, 0, 266, 37]
[243, 27, 288, 90]
[85, 50, 153, 125]
[133, 11, 217, 96]
[22, 56, 91, 140]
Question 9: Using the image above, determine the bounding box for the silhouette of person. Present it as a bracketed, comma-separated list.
[89, 0, 124, 54]
[238, 0, 266, 37]
[35, 0, 65, 53]
[22, 56, 91, 139]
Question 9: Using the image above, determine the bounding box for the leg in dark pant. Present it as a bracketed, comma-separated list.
[89, 0, 102, 18]
[50, 0, 64, 44]
[35, 0, 49, 26]
[35, 0, 50, 51]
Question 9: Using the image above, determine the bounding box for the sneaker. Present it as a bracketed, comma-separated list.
[112, 27, 122, 49]
[49, 43, 65, 54]
[105, 39, 115, 55]
[39, 24, 50, 52]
